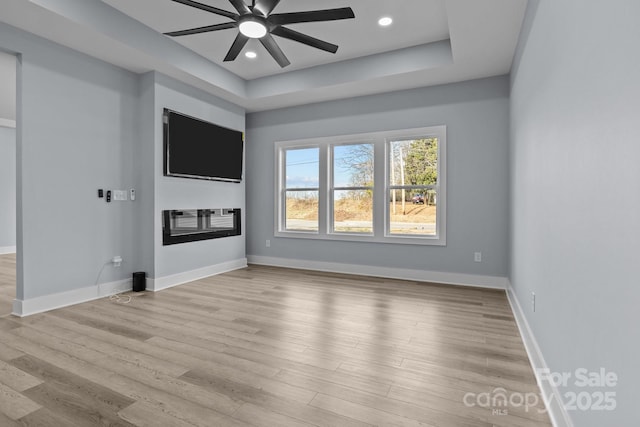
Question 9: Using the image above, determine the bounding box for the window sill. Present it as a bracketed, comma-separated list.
[274, 230, 446, 246]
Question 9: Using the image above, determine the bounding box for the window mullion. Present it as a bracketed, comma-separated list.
[286, 187, 320, 192]
[318, 142, 329, 236]
[389, 185, 437, 190]
[374, 138, 386, 238]
[278, 148, 285, 232]
[333, 186, 373, 191]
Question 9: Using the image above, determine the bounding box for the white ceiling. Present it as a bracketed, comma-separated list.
[103, 0, 451, 80]
[0, 0, 528, 112]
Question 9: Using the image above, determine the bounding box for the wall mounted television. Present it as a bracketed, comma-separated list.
[163, 108, 244, 183]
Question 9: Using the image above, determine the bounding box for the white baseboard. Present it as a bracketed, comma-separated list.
[246, 255, 508, 289]
[0, 246, 16, 255]
[12, 278, 132, 317]
[147, 258, 248, 292]
[11, 259, 248, 317]
[506, 282, 574, 427]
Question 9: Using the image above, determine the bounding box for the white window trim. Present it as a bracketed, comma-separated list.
[274, 126, 446, 246]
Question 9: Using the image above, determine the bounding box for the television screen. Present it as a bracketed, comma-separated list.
[163, 109, 244, 183]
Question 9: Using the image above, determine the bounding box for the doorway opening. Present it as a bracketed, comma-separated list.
[0, 51, 17, 316]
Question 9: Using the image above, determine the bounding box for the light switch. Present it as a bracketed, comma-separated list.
[113, 190, 127, 201]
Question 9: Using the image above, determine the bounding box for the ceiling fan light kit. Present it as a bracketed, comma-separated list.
[238, 17, 267, 38]
[165, 0, 355, 67]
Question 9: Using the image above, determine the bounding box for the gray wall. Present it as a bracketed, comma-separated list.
[1, 23, 140, 300]
[246, 76, 510, 277]
[152, 74, 246, 278]
[510, 1, 640, 425]
[0, 126, 16, 250]
[135, 72, 157, 277]
[1, 21, 245, 302]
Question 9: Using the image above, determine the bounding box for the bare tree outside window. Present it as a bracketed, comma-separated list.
[332, 144, 374, 233]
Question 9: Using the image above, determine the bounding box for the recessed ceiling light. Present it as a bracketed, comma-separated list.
[239, 17, 268, 38]
[245, 51, 257, 59]
[378, 17, 393, 27]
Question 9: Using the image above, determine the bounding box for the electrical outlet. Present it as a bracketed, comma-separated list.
[266, 239, 271, 248]
[532, 292, 536, 312]
[474, 252, 482, 262]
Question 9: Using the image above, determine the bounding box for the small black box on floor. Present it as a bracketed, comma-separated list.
[132, 272, 146, 292]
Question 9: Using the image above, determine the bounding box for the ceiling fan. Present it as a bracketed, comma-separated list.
[164, 0, 355, 68]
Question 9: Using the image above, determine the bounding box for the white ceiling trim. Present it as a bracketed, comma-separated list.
[0, 0, 528, 111]
[247, 40, 453, 100]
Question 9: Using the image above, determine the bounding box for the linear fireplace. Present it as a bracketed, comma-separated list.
[162, 208, 241, 245]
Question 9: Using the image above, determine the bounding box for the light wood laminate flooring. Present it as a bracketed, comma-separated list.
[0, 264, 551, 426]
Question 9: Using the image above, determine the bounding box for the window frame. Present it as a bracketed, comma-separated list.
[274, 125, 446, 246]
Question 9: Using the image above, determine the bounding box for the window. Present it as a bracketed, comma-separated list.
[275, 126, 446, 245]
[388, 138, 439, 237]
[332, 144, 374, 234]
[281, 147, 319, 232]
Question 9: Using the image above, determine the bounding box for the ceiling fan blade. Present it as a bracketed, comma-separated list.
[224, 33, 250, 61]
[271, 26, 339, 54]
[228, 0, 251, 15]
[169, 0, 238, 20]
[165, 22, 236, 37]
[253, 0, 281, 17]
[259, 34, 290, 67]
[269, 7, 355, 25]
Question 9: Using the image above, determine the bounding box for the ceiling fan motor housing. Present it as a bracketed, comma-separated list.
[165, 0, 355, 67]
